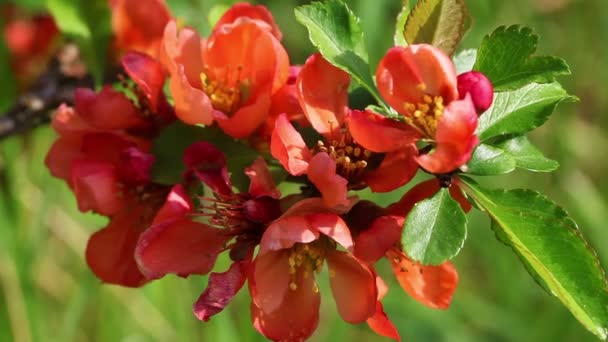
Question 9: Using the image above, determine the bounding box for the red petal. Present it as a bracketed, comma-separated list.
[135, 219, 225, 279]
[376, 45, 458, 116]
[85, 209, 149, 287]
[149, 184, 192, 224]
[45, 137, 84, 182]
[297, 53, 350, 138]
[169, 64, 214, 125]
[251, 250, 291, 313]
[310, 214, 354, 252]
[367, 301, 401, 342]
[204, 20, 289, 96]
[74, 87, 144, 130]
[385, 179, 440, 216]
[307, 153, 349, 209]
[354, 215, 402, 264]
[346, 110, 420, 153]
[214, 2, 282, 40]
[122, 51, 166, 111]
[183, 141, 232, 196]
[161, 21, 203, 84]
[260, 216, 320, 253]
[417, 96, 478, 173]
[119, 147, 155, 184]
[387, 248, 458, 309]
[111, 0, 171, 58]
[450, 182, 472, 213]
[245, 157, 280, 199]
[364, 145, 419, 193]
[51, 104, 92, 139]
[251, 264, 320, 341]
[327, 250, 377, 323]
[213, 93, 271, 139]
[193, 259, 250, 321]
[270, 114, 311, 176]
[71, 160, 124, 216]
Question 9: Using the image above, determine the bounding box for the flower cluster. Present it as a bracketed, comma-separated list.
[45, 2, 494, 341]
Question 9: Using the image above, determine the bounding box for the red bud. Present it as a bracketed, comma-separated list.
[457, 71, 494, 114]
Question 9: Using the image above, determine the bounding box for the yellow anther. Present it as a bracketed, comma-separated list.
[289, 282, 297, 291]
[423, 95, 433, 104]
[416, 83, 427, 91]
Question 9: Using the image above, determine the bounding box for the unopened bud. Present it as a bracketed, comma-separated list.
[457, 71, 494, 114]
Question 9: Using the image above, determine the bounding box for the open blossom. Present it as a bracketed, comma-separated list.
[161, 3, 289, 138]
[352, 179, 472, 310]
[44, 53, 175, 287]
[250, 197, 377, 341]
[271, 53, 419, 210]
[349, 44, 480, 175]
[135, 141, 282, 321]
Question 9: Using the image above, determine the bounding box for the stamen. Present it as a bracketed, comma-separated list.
[402, 94, 446, 138]
[200, 65, 247, 114]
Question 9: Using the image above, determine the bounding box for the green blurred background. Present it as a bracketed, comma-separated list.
[1, 0, 607, 341]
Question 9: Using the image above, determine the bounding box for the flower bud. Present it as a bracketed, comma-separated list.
[457, 71, 494, 114]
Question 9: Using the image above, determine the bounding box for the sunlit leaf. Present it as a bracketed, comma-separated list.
[460, 177, 608, 340]
[402, 188, 467, 265]
[403, 0, 467, 55]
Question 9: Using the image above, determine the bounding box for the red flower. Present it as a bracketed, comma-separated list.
[250, 197, 377, 341]
[135, 141, 282, 321]
[2, 6, 58, 85]
[371, 44, 479, 174]
[110, 0, 172, 58]
[271, 54, 419, 208]
[161, 6, 289, 138]
[353, 179, 472, 309]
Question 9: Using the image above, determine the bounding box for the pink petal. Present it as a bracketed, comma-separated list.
[213, 93, 271, 139]
[270, 113, 311, 176]
[327, 250, 377, 323]
[297, 53, 350, 138]
[193, 259, 251, 321]
[74, 87, 144, 130]
[168, 64, 214, 125]
[161, 21, 204, 85]
[307, 153, 349, 209]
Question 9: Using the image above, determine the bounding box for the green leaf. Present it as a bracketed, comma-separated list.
[459, 177, 608, 340]
[403, 0, 467, 56]
[453, 48, 477, 74]
[393, 4, 410, 46]
[466, 144, 516, 175]
[46, 0, 111, 83]
[473, 25, 571, 91]
[477, 82, 575, 142]
[150, 122, 259, 192]
[294, 0, 386, 110]
[402, 188, 467, 265]
[493, 135, 559, 172]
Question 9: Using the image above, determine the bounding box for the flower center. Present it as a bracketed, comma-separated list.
[200, 66, 249, 115]
[287, 240, 329, 292]
[316, 130, 373, 189]
[403, 93, 445, 138]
